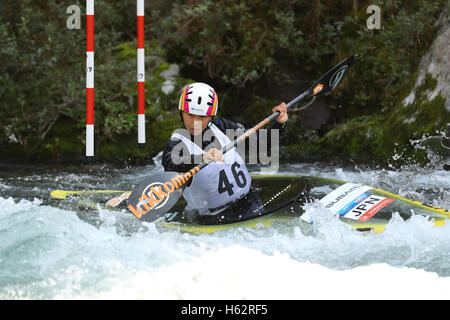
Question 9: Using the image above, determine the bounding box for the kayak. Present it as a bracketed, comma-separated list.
[50, 174, 450, 234]
[158, 175, 449, 234]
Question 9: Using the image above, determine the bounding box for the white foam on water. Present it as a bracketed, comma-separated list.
[0, 196, 42, 217]
[0, 182, 9, 191]
[77, 245, 450, 300]
[2, 193, 449, 300]
[0, 162, 449, 300]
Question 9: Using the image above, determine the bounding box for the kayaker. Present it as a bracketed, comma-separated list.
[162, 82, 288, 221]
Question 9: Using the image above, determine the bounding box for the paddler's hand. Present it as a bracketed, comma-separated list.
[273, 102, 288, 124]
[203, 148, 224, 162]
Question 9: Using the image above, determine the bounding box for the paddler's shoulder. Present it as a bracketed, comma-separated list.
[163, 127, 187, 153]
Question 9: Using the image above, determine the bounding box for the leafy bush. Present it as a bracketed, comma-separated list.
[0, 0, 187, 159]
[0, 0, 447, 163]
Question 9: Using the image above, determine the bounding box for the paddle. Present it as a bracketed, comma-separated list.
[126, 53, 358, 222]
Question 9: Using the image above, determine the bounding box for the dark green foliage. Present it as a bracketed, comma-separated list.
[0, 0, 448, 165]
[0, 0, 187, 161]
[320, 73, 450, 165]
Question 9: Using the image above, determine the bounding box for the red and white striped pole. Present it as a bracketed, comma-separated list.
[86, 0, 95, 157]
[137, 0, 146, 147]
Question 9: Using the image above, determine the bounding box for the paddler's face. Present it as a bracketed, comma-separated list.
[182, 111, 212, 136]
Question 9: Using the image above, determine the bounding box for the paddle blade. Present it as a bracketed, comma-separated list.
[106, 192, 131, 207]
[309, 53, 357, 96]
[127, 172, 185, 222]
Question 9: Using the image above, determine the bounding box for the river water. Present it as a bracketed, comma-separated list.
[0, 153, 449, 299]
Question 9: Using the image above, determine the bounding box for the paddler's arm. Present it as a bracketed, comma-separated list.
[211, 104, 288, 158]
[272, 102, 288, 125]
[162, 137, 224, 189]
[212, 112, 288, 143]
[267, 102, 288, 146]
[266, 119, 288, 140]
[254, 103, 288, 159]
[162, 138, 198, 173]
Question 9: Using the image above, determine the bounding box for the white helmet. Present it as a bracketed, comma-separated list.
[178, 82, 218, 116]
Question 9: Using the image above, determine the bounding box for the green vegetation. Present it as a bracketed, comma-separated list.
[0, 0, 448, 165]
[320, 73, 449, 164]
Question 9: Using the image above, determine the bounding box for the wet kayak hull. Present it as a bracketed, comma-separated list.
[50, 175, 449, 234]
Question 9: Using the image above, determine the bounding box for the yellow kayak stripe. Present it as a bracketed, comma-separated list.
[160, 214, 448, 235]
[371, 188, 450, 217]
[50, 189, 131, 200]
[49, 175, 449, 235]
[158, 215, 294, 234]
[49, 174, 275, 200]
[346, 215, 447, 234]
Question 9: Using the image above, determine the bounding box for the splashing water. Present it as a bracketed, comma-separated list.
[0, 157, 449, 299]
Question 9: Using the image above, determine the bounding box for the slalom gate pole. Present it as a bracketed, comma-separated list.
[85, 0, 147, 157]
[137, 0, 146, 147]
[86, 0, 95, 157]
